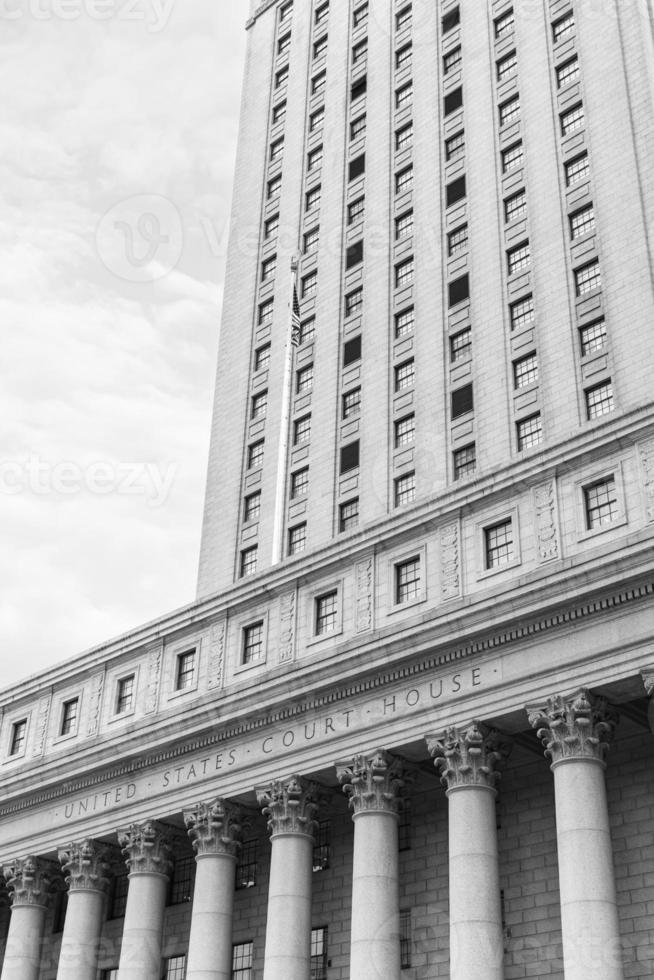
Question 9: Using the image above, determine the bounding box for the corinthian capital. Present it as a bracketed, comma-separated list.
[527, 688, 617, 766]
[3, 856, 53, 908]
[336, 749, 405, 815]
[641, 667, 654, 697]
[425, 722, 509, 792]
[256, 776, 319, 838]
[58, 839, 110, 894]
[117, 820, 173, 878]
[184, 799, 243, 857]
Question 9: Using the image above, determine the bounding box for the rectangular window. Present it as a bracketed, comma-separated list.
[339, 498, 359, 532]
[302, 271, 318, 298]
[448, 272, 469, 306]
[176, 650, 196, 691]
[255, 344, 271, 371]
[102, 971, 119, 980]
[291, 468, 309, 498]
[447, 223, 468, 256]
[240, 546, 258, 577]
[169, 856, 195, 906]
[272, 101, 286, 125]
[316, 592, 338, 634]
[394, 413, 415, 448]
[342, 387, 361, 419]
[442, 6, 460, 32]
[557, 56, 579, 88]
[340, 441, 360, 472]
[264, 214, 279, 241]
[443, 45, 462, 75]
[310, 928, 328, 980]
[248, 440, 264, 468]
[294, 415, 311, 444]
[565, 152, 589, 186]
[267, 175, 282, 199]
[232, 941, 253, 980]
[277, 32, 291, 55]
[496, 51, 517, 81]
[510, 294, 534, 331]
[451, 382, 474, 418]
[345, 287, 363, 316]
[585, 380, 614, 419]
[454, 443, 476, 479]
[504, 190, 526, 223]
[116, 675, 134, 714]
[570, 204, 595, 239]
[580, 318, 607, 356]
[244, 491, 261, 522]
[584, 477, 618, 529]
[553, 11, 574, 43]
[395, 257, 414, 287]
[243, 622, 265, 664]
[501, 141, 523, 173]
[513, 352, 538, 388]
[311, 71, 326, 95]
[353, 1, 368, 28]
[299, 317, 315, 344]
[275, 66, 289, 89]
[251, 391, 268, 419]
[258, 299, 274, 324]
[507, 241, 530, 274]
[396, 43, 412, 70]
[444, 86, 463, 116]
[110, 872, 128, 919]
[561, 103, 584, 136]
[396, 4, 411, 31]
[346, 240, 364, 269]
[446, 175, 466, 207]
[296, 365, 314, 393]
[499, 94, 520, 126]
[261, 255, 277, 282]
[343, 335, 362, 366]
[347, 197, 365, 225]
[307, 145, 323, 172]
[400, 910, 412, 969]
[352, 38, 367, 63]
[395, 211, 413, 240]
[395, 307, 414, 338]
[349, 153, 365, 181]
[395, 82, 412, 109]
[270, 137, 284, 162]
[236, 842, 257, 889]
[350, 114, 366, 141]
[279, 1, 292, 22]
[395, 122, 413, 150]
[485, 519, 514, 569]
[288, 523, 307, 555]
[394, 359, 415, 391]
[10, 719, 27, 756]
[306, 185, 321, 212]
[315, 1, 329, 25]
[575, 260, 601, 296]
[314, 35, 328, 59]
[396, 556, 420, 602]
[309, 107, 324, 132]
[495, 8, 514, 38]
[60, 698, 79, 737]
[445, 130, 465, 160]
[450, 328, 471, 362]
[313, 819, 331, 870]
[394, 472, 416, 507]
[395, 166, 413, 194]
[351, 76, 367, 101]
[517, 413, 542, 451]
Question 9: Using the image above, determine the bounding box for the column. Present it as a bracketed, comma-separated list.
[336, 749, 405, 980]
[183, 799, 242, 980]
[56, 840, 110, 980]
[528, 688, 623, 980]
[1, 857, 52, 980]
[256, 776, 319, 980]
[426, 722, 508, 980]
[116, 821, 173, 980]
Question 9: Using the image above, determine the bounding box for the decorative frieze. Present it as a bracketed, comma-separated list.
[58, 839, 110, 893]
[638, 439, 654, 523]
[3, 857, 52, 908]
[426, 722, 508, 792]
[336, 749, 405, 815]
[439, 522, 461, 600]
[528, 688, 617, 765]
[208, 621, 226, 689]
[355, 556, 374, 633]
[533, 481, 559, 562]
[256, 776, 319, 838]
[279, 592, 296, 662]
[184, 799, 242, 857]
[32, 694, 52, 757]
[117, 820, 173, 878]
[86, 672, 105, 737]
[145, 645, 163, 714]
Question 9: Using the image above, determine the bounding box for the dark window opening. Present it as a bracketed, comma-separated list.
[446, 175, 466, 207]
[343, 335, 362, 366]
[451, 383, 474, 418]
[448, 273, 469, 307]
[340, 441, 360, 473]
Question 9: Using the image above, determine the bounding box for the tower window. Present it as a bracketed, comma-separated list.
[394, 359, 415, 391]
[574, 260, 601, 296]
[517, 413, 542, 451]
[443, 46, 461, 75]
[552, 11, 574, 42]
[570, 204, 595, 239]
[446, 176, 466, 207]
[343, 335, 362, 366]
[485, 519, 514, 569]
[453, 443, 476, 479]
[296, 365, 314, 394]
[396, 82, 413, 109]
[348, 197, 365, 225]
[248, 441, 264, 468]
[176, 650, 196, 691]
[251, 391, 268, 420]
[346, 240, 364, 269]
[450, 328, 471, 362]
[565, 152, 589, 186]
[448, 273, 469, 307]
[342, 388, 361, 418]
[116, 675, 135, 715]
[311, 71, 326, 95]
[349, 154, 366, 181]
[496, 51, 517, 82]
[294, 415, 312, 444]
[394, 414, 415, 448]
[240, 547, 258, 577]
[557, 56, 579, 88]
[288, 523, 307, 555]
[510, 295, 534, 331]
[339, 499, 359, 532]
[444, 87, 463, 116]
[495, 9, 514, 38]
[585, 380, 614, 420]
[445, 130, 465, 160]
[395, 257, 414, 288]
[395, 307, 414, 337]
[394, 472, 416, 507]
[501, 141, 523, 173]
[340, 441, 360, 473]
[499, 95, 520, 126]
[442, 7, 460, 33]
[513, 352, 538, 389]
[561, 103, 584, 136]
[351, 76, 367, 101]
[504, 190, 527, 223]
[9, 719, 27, 756]
[447, 224, 468, 256]
[584, 477, 618, 529]
[579, 318, 607, 357]
[451, 383, 473, 418]
[316, 592, 338, 634]
[243, 622, 265, 664]
[507, 241, 530, 275]
[290, 468, 309, 498]
[60, 698, 79, 737]
[396, 4, 411, 31]
[396, 166, 413, 194]
[244, 492, 261, 522]
[350, 114, 366, 140]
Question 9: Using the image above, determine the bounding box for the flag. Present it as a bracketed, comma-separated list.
[291, 278, 301, 347]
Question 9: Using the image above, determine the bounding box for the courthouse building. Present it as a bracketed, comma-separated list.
[3, 0, 654, 978]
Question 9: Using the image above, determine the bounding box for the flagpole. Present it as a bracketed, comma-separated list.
[271, 257, 300, 565]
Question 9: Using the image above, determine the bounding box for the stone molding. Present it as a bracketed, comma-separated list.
[256, 776, 319, 839]
[184, 799, 243, 858]
[117, 820, 173, 878]
[527, 689, 617, 766]
[3, 856, 53, 908]
[336, 749, 405, 815]
[425, 722, 509, 792]
[641, 667, 654, 696]
[58, 839, 111, 894]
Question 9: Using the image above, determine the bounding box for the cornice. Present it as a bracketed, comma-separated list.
[246, 0, 278, 30]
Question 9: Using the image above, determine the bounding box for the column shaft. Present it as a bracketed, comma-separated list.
[0, 906, 47, 980]
[263, 834, 313, 980]
[186, 853, 236, 980]
[56, 889, 105, 980]
[350, 811, 401, 980]
[117, 873, 168, 980]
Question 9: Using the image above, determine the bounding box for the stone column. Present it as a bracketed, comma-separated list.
[256, 776, 319, 980]
[183, 799, 242, 980]
[426, 722, 508, 980]
[116, 821, 173, 980]
[56, 840, 110, 980]
[1, 857, 52, 980]
[528, 688, 623, 980]
[336, 749, 405, 980]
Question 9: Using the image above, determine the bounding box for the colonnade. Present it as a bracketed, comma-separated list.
[0, 688, 626, 980]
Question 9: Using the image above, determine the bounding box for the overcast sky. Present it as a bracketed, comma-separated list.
[0, 1, 246, 688]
